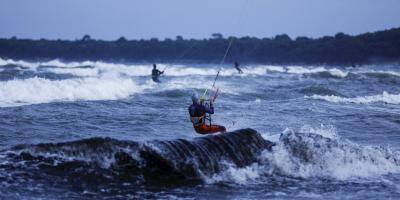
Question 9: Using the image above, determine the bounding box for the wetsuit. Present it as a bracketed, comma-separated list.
[188, 101, 226, 134]
[234, 62, 243, 74]
[152, 68, 163, 82]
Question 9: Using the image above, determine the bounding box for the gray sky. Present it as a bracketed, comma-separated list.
[1, 0, 399, 40]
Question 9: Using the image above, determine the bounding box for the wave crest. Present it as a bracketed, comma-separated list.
[3, 129, 273, 185]
[3, 127, 400, 186]
[308, 91, 400, 105]
[0, 76, 142, 107]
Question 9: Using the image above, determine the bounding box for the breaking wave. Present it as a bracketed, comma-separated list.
[263, 128, 400, 180]
[308, 91, 400, 105]
[0, 75, 242, 107]
[1, 129, 273, 185]
[2, 128, 399, 186]
[0, 58, 268, 77]
[0, 76, 144, 107]
[286, 66, 349, 78]
[362, 70, 400, 78]
[45, 67, 100, 77]
[211, 125, 400, 183]
[2, 57, 400, 107]
[2, 58, 400, 80]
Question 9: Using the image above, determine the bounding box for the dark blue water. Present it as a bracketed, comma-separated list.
[1, 58, 400, 199]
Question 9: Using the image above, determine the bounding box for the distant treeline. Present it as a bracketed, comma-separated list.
[1, 28, 400, 65]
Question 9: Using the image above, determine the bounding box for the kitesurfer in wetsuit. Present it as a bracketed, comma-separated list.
[234, 61, 243, 74]
[188, 93, 226, 134]
[151, 64, 164, 82]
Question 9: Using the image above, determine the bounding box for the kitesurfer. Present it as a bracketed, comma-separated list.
[234, 61, 243, 74]
[188, 93, 226, 134]
[151, 64, 164, 82]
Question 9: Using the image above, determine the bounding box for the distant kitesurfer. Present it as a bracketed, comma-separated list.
[234, 61, 243, 74]
[151, 64, 164, 82]
[188, 93, 226, 134]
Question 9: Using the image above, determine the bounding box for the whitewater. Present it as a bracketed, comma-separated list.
[1, 58, 400, 199]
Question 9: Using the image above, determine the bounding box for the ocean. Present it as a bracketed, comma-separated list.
[0, 58, 400, 199]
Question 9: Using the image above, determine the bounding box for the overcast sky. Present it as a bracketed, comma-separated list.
[1, 0, 399, 40]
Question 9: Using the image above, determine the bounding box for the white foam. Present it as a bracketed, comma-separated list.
[205, 162, 263, 184]
[0, 58, 38, 69]
[258, 125, 400, 181]
[0, 58, 268, 77]
[383, 71, 400, 77]
[45, 67, 100, 77]
[265, 66, 286, 73]
[0, 58, 308, 78]
[0, 76, 143, 107]
[286, 66, 326, 74]
[0, 73, 241, 107]
[4, 58, 400, 80]
[207, 126, 341, 184]
[308, 91, 400, 105]
[299, 124, 338, 139]
[262, 127, 400, 180]
[0, 58, 149, 76]
[286, 66, 348, 78]
[328, 68, 349, 78]
[360, 70, 400, 77]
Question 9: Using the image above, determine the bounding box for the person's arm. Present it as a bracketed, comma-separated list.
[203, 103, 214, 114]
[188, 105, 194, 116]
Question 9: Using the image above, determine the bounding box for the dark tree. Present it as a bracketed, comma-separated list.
[1, 28, 400, 65]
[212, 33, 223, 39]
[116, 37, 127, 43]
[176, 36, 184, 41]
[81, 34, 92, 42]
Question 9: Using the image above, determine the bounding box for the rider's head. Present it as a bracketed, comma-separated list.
[191, 93, 199, 104]
[153, 64, 156, 69]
